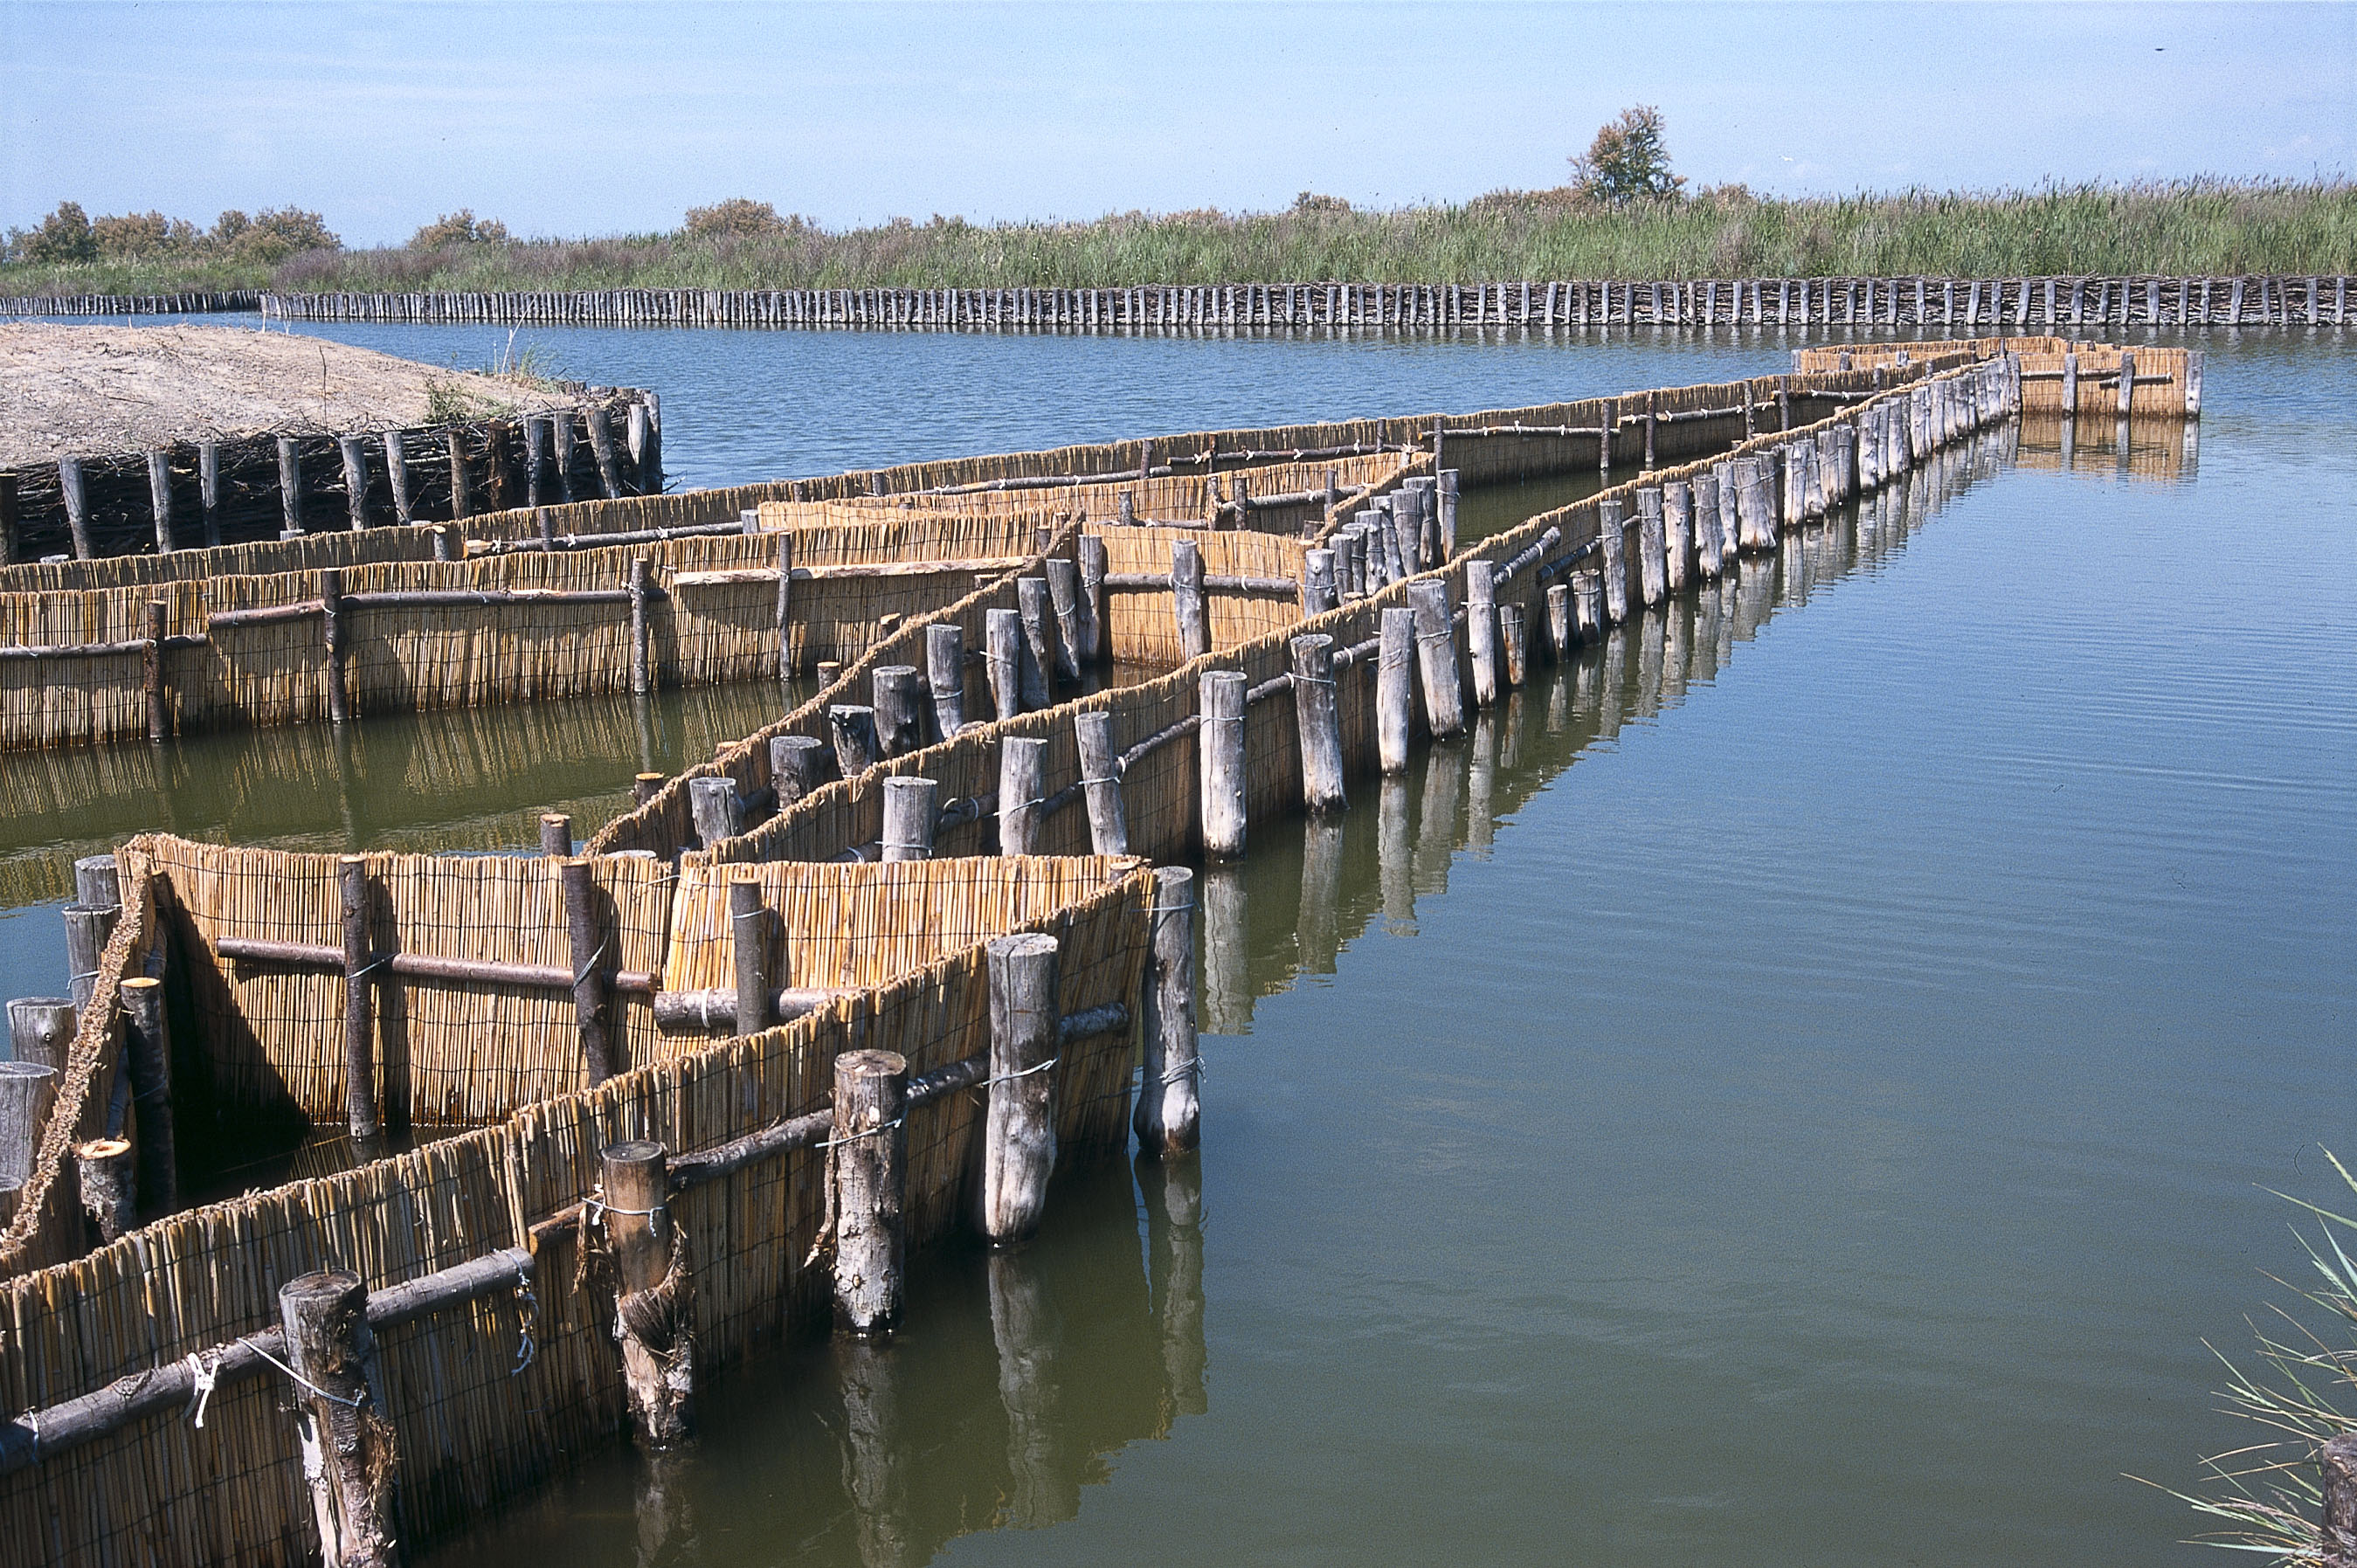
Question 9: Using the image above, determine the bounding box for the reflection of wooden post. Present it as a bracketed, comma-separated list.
[1199, 863, 1248, 1036]
[279, 1270, 398, 1568]
[831, 1050, 908, 1336]
[600, 1141, 694, 1446]
[983, 934, 1059, 1247]
[1135, 867, 1199, 1156]
[833, 1339, 915, 1568]
[990, 1250, 1077, 1526]
[1142, 1156, 1206, 1416]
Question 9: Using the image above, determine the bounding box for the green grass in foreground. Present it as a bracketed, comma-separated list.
[5, 181, 2353, 300]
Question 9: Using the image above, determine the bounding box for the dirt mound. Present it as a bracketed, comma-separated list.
[0, 322, 581, 468]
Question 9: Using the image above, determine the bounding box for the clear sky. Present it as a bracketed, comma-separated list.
[3, 2, 2351, 246]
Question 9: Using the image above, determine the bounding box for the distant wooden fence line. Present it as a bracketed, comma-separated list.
[259, 275, 2354, 330]
[0, 290, 260, 317]
[0, 389, 661, 566]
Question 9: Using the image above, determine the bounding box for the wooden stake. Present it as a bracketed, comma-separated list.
[687, 777, 743, 847]
[1663, 480, 1692, 595]
[1636, 487, 1668, 608]
[147, 448, 176, 554]
[1598, 501, 1629, 624]
[1044, 560, 1085, 681]
[7, 998, 74, 1074]
[923, 625, 966, 736]
[1076, 533, 1108, 663]
[1378, 606, 1415, 774]
[523, 416, 550, 508]
[1545, 584, 1572, 660]
[1134, 866, 1199, 1156]
[983, 934, 1060, 1247]
[985, 608, 1025, 719]
[278, 1270, 399, 1568]
[770, 734, 830, 809]
[1464, 560, 1500, 709]
[872, 666, 925, 756]
[140, 598, 169, 741]
[629, 556, 653, 696]
[1408, 579, 1466, 740]
[632, 771, 665, 807]
[599, 1141, 694, 1444]
[999, 737, 1047, 855]
[830, 705, 881, 777]
[1292, 634, 1346, 812]
[1497, 604, 1529, 687]
[1074, 710, 1129, 854]
[74, 1139, 133, 1244]
[380, 433, 410, 528]
[61, 904, 113, 1012]
[539, 812, 573, 856]
[446, 428, 472, 519]
[557, 858, 616, 1083]
[2320, 1433, 2357, 1568]
[773, 534, 794, 680]
[1302, 549, 1339, 617]
[584, 405, 624, 499]
[320, 568, 350, 724]
[1172, 541, 1210, 660]
[275, 439, 304, 536]
[1016, 577, 1056, 708]
[339, 856, 379, 1142]
[0, 1063, 57, 1185]
[1199, 670, 1248, 859]
[831, 1049, 909, 1336]
[1573, 572, 1603, 642]
[881, 777, 937, 861]
[120, 975, 176, 1213]
[729, 878, 770, 1034]
[1437, 469, 1459, 557]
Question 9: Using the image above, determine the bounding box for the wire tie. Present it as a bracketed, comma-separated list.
[349, 955, 391, 980]
[570, 936, 610, 989]
[245, 1337, 364, 1409]
[816, 1115, 905, 1150]
[981, 1054, 1060, 1088]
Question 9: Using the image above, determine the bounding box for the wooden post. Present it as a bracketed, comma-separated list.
[1134, 866, 1199, 1156]
[599, 1142, 694, 1445]
[1598, 500, 1628, 624]
[1574, 571, 1603, 642]
[881, 777, 937, 861]
[2320, 1433, 2357, 1568]
[0, 473, 17, 566]
[1292, 634, 1345, 812]
[60, 456, 92, 558]
[379, 433, 411, 528]
[1663, 480, 1692, 595]
[146, 449, 176, 554]
[557, 858, 616, 1083]
[120, 976, 176, 1213]
[1497, 604, 1529, 687]
[1302, 549, 1339, 617]
[336, 436, 369, 531]
[276, 438, 304, 536]
[1636, 487, 1667, 608]
[2118, 350, 2136, 418]
[629, 556, 653, 695]
[1045, 560, 1085, 682]
[1074, 710, 1129, 854]
[773, 534, 794, 680]
[142, 598, 169, 742]
[446, 428, 472, 520]
[985, 608, 1025, 719]
[982, 933, 1060, 1247]
[278, 1270, 399, 1568]
[320, 568, 351, 724]
[829, 705, 881, 777]
[75, 1139, 134, 1244]
[1075, 533, 1108, 663]
[538, 812, 573, 856]
[62, 903, 113, 1012]
[1464, 560, 1500, 709]
[584, 405, 624, 499]
[632, 772, 665, 807]
[1643, 392, 1658, 470]
[627, 401, 658, 493]
[1378, 606, 1415, 774]
[999, 737, 1047, 856]
[729, 878, 769, 1034]
[2061, 352, 2078, 417]
[1437, 469, 1459, 557]
[872, 666, 925, 756]
[7, 998, 75, 1074]
[1172, 541, 1210, 660]
[523, 416, 550, 508]
[831, 1049, 909, 1336]
[925, 625, 966, 736]
[0, 1063, 57, 1185]
[1015, 577, 1056, 708]
[688, 775, 743, 847]
[1545, 584, 1572, 660]
[1408, 578, 1467, 740]
[1199, 670, 1248, 860]
[770, 734, 830, 810]
[339, 856, 379, 1142]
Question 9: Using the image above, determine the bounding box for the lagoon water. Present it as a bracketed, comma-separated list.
[4, 321, 2352, 1565]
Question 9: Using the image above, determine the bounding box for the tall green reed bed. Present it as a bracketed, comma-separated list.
[7, 180, 2354, 300]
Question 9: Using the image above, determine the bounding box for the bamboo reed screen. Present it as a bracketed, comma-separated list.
[1093, 524, 1312, 663]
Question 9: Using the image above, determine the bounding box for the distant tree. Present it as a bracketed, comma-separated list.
[409, 210, 508, 250]
[1292, 191, 1351, 214]
[92, 211, 200, 259]
[230, 206, 340, 262]
[682, 198, 789, 240]
[21, 202, 97, 264]
[1570, 106, 1686, 207]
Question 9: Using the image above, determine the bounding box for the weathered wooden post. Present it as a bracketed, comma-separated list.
[598, 1141, 694, 1444]
[7, 998, 74, 1076]
[584, 404, 624, 499]
[446, 429, 473, 520]
[881, 777, 938, 862]
[2118, 350, 2136, 419]
[872, 666, 925, 757]
[320, 568, 351, 724]
[729, 877, 769, 1034]
[1545, 584, 1572, 660]
[1199, 670, 1248, 859]
[999, 737, 1047, 856]
[555, 857, 617, 1084]
[0, 1062, 57, 1185]
[119, 974, 177, 1213]
[144, 448, 176, 555]
[984, 607, 1025, 719]
[1134, 866, 1200, 1157]
[1075, 533, 1108, 663]
[2319, 1433, 2357, 1568]
[1292, 635, 1346, 812]
[337, 856, 379, 1142]
[1438, 468, 1460, 557]
[1497, 604, 1529, 688]
[1636, 487, 1668, 608]
[1302, 549, 1339, 617]
[687, 777, 743, 847]
[379, 433, 411, 529]
[538, 812, 573, 856]
[1597, 500, 1629, 624]
[1463, 560, 1500, 709]
[770, 734, 830, 811]
[1172, 541, 1210, 660]
[1044, 560, 1085, 682]
[831, 1049, 909, 1335]
[1378, 607, 1415, 774]
[1573, 572, 1603, 643]
[336, 436, 370, 532]
[1015, 577, 1057, 708]
[829, 705, 881, 777]
[75, 1136, 134, 1243]
[982, 933, 1060, 1247]
[279, 1269, 399, 1568]
[628, 556, 654, 696]
[923, 625, 967, 736]
[1073, 710, 1129, 855]
[61, 900, 114, 1012]
[773, 534, 794, 680]
[632, 771, 666, 807]
[1407, 579, 1466, 740]
[275, 439, 304, 537]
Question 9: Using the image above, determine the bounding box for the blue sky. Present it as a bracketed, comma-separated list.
[3, 2, 2351, 246]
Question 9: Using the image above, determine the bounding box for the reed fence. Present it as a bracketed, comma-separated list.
[0, 292, 259, 318]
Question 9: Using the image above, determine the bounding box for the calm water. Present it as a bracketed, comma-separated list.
[5, 323, 2353, 1565]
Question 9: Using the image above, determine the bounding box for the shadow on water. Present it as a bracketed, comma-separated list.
[420, 421, 2017, 1568]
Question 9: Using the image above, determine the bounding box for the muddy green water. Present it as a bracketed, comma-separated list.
[3, 327, 2351, 1565]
